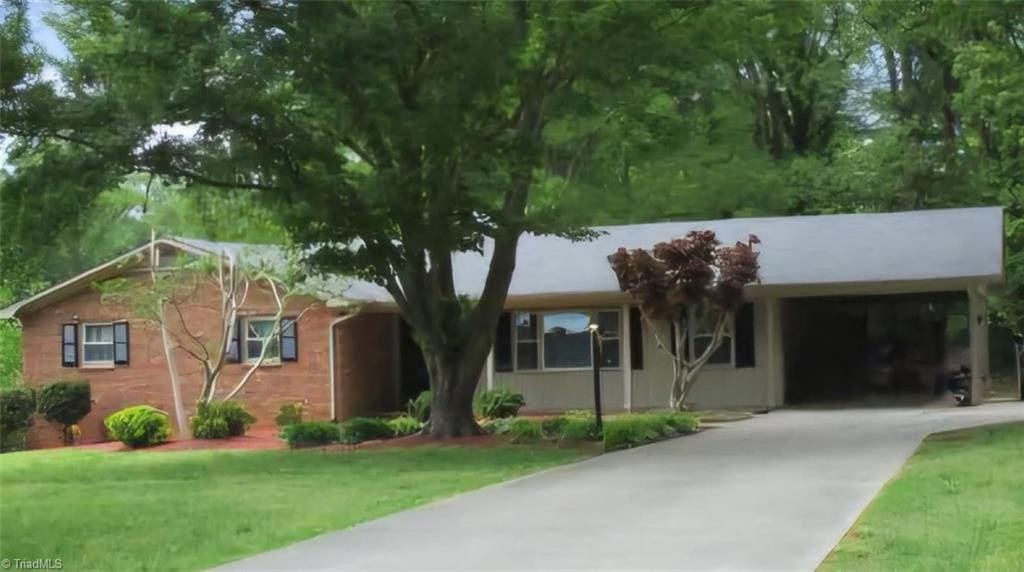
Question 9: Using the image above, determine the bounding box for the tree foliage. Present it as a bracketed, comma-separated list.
[2, 0, 1023, 420]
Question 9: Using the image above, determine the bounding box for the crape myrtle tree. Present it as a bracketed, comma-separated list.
[608, 231, 761, 410]
[98, 240, 334, 434]
[2, 1, 704, 436]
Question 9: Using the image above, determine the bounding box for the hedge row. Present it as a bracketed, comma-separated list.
[484, 410, 700, 451]
[281, 414, 425, 448]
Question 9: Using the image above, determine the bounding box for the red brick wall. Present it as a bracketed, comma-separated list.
[20, 275, 338, 444]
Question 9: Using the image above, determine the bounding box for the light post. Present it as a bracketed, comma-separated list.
[589, 322, 604, 430]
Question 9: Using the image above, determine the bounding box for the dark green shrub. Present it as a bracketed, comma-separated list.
[474, 388, 526, 419]
[190, 401, 256, 439]
[282, 421, 341, 448]
[192, 416, 230, 439]
[275, 402, 304, 428]
[541, 411, 600, 441]
[339, 417, 394, 444]
[540, 415, 569, 438]
[36, 381, 91, 443]
[386, 415, 422, 437]
[104, 405, 171, 448]
[560, 415, 601, 441]
[406, 390, 431, 423]
[488, 417, 542, 441]
[0, 387, 36, 452]
[603, 412, 700, 451]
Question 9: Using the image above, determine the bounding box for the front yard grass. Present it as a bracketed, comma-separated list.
[821, 422, 1024, 572]
[0, 445, 585, 571]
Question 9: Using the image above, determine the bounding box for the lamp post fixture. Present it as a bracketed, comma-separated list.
[589, 322, 604, 430]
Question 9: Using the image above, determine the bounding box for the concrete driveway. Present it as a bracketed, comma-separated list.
[220, 402, 1024, 572]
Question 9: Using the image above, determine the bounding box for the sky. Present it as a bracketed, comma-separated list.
[25, 1, 68, 58]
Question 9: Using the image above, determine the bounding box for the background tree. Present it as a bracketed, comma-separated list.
[4, 1, 716, 436]
[608, 232, 761, 409]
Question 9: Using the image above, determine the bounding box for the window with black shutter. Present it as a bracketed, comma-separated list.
[494, 312, 512, 372]
[629, 307, 643, 370]
[113, 322, 130, 365]
[61, 323, 78, 367]
[734, 303, 755, 368]
[281, 318, 298, 362]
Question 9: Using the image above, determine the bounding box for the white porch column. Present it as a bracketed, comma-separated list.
[485, 347, 495, 391]
[765, 299, 785, 408]
[967, 285, 990, 405]
[621, 304, 632, 412]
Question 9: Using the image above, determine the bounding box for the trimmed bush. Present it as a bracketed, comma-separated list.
[540, 411, 601, 442]
[474, 388, 526, 419]
[0, 387, 35, 452]
[603, 412, 699, 451]
[406, 390, 431, 423]
[275, 403, 304, 428]
[191, 401, 256, 439]
[488, 417, 543, 441]
[560, 415, 601, 441]
[104, 406, 171, 448]
[339, 417, 395, 444]
[386, 415, 422, 437]
[282, 421, 341, 448]
[37, 381, 91, 444]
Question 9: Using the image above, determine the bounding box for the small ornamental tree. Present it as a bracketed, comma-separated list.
[608, 231, 761, 410]
[100, 238, 357, 435]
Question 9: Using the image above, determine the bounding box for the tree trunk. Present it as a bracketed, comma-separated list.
[424, 351, 482, 438]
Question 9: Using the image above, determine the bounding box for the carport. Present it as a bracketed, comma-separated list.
[781, 292, 971, 404]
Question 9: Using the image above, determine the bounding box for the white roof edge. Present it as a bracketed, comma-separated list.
[0, 238, 222, 320]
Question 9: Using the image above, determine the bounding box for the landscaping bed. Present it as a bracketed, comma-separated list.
[821, 422, 1024, 571]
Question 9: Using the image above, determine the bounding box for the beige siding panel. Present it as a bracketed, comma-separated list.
[632, 301, 774, 410]
[495, 370, 625, 412]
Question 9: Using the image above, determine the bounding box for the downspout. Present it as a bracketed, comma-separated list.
[327, 315, 348, 421]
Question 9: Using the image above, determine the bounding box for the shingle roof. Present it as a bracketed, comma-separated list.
[0, 207, 1004, 319]
[181, 206, 1005, 302]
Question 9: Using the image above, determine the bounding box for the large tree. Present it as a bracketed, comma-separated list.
[2, 1, 708, 436]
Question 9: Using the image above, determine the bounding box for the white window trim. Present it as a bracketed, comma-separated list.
[243, 316, 282, 364]
[512, 309, 622, 372]
[687, 306, 736, 369]
[81, 322, 115, 368]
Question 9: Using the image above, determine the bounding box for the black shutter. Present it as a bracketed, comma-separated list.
[629, 307, 643, 370]
[735, 303, 755, 368]
[494, 312, 513, 372]
[281, 318, 298, 362]
[226, 318, 242, 362]
[113, 322, 130, 365]
[61, 323, 78, 367]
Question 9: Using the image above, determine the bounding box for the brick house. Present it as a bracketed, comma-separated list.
[4, 238, 405, 445]
[2, 207, 1005, 445]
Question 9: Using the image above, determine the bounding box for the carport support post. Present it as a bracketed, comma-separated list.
[967, 286, 990, 405]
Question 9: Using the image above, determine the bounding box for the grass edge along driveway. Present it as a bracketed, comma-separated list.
[821, 422, 1024, 572]
[0, 445, 587, 571]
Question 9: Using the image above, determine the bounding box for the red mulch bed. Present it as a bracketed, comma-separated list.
[68, 429, 513, 454]
[74, 428, 285, 453]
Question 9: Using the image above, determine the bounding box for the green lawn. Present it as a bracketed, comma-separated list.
[0, 445, 585, 571]
[822, 422, 1024, 572]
